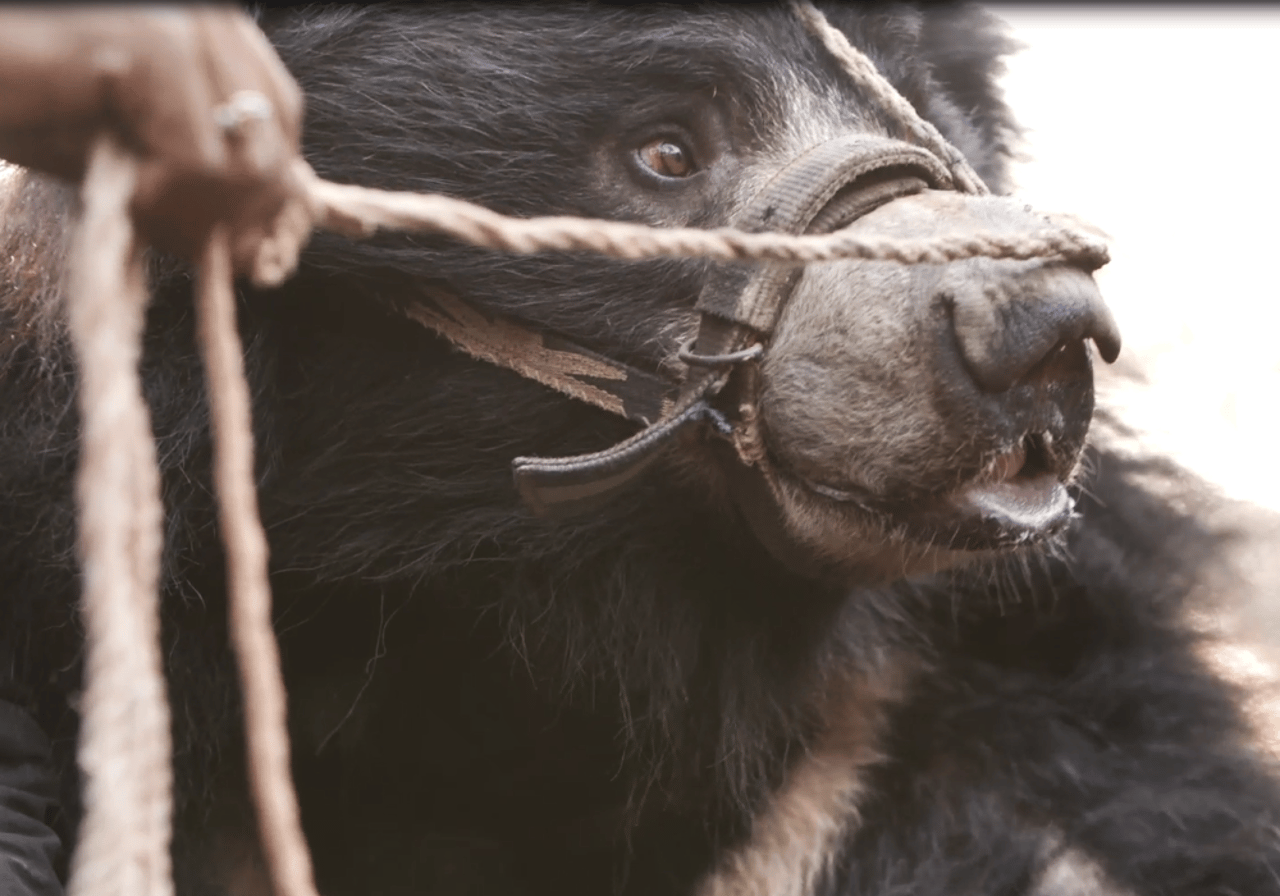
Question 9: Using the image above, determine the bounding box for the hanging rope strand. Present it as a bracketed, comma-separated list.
[196, 231, 321, 896]
[65, 137, 173, 896]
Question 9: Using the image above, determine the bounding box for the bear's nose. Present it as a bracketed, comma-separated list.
[946, 263, 1121, 393]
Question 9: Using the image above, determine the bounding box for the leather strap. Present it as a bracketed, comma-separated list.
[398, 134, 956, 516]
[695, 134, 950, 335]
[404, 288, 676, 427]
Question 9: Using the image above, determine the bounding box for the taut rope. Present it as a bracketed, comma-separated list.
[307, 172, 1103, 268]
[61, 5, 1103, 896]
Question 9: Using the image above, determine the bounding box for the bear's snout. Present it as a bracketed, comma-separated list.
[750, 190, 1120, 565]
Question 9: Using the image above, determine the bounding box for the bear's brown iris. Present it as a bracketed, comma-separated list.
[637, 138, 695, 178]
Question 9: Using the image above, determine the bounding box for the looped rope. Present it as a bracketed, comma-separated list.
[62, 7, 1107, 896]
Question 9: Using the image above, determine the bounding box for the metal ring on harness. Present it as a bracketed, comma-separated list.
[677, 339, 764, 368]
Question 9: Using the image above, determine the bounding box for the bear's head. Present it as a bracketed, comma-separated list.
[250, 5, 1117, 591]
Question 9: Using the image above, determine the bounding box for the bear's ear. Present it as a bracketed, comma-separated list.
[916, 4, 1022, 194]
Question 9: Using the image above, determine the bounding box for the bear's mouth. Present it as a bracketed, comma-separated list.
[793, 431, 1077, 551]
[951, 434, 1075, 542]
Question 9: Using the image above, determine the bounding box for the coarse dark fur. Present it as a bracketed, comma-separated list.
[1, 4, 1278, 895]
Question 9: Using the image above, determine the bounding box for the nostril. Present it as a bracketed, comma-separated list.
[948, 264, 1121, 393]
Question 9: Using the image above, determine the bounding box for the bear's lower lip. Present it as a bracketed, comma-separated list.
[803, 472, 1072, 539]
[794, 439, 1076, 550]
[950, 474, 1074, 540]
[946, 438, 1074, 539]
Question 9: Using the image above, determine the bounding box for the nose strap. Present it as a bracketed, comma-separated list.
[696, 134, 951, 337]
[513, 134, 953, 517]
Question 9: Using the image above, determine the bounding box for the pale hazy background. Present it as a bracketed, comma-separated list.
[999, 6, 1280, 513]
[998, 7, 1280, 726]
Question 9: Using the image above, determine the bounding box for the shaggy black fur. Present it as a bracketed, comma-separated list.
[1, 4, 1278, 895]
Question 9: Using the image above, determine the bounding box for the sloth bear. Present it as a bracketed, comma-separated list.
[1, 4, 1279, 895]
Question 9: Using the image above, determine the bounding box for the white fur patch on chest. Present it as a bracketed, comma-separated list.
[696, 659, 912, 896]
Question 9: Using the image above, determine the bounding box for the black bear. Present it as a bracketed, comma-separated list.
[1, 4, 1278, 895]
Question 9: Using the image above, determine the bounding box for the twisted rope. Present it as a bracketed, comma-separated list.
[65, 138, 172, 896]
[61, 7, 1106, 896]
[196, 232, 319, 896]
[306, 172, 1105, 267]
[789, 0, 991, 195]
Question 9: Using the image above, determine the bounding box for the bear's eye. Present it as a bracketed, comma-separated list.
[636, 137, 697, 179]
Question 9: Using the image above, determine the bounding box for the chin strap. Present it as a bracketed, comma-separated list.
[402, 289, 677, 428]
[398, 134, 955, 517]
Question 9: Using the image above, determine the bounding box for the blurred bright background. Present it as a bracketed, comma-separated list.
[999, 6, 1280, 513]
